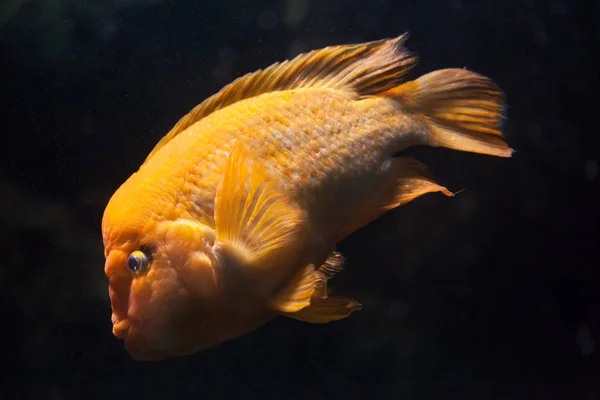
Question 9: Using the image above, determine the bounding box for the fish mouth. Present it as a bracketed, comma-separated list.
[112, 316, 141, 339]
[112, 316, 166, 360]
[112, 318, 130, 339]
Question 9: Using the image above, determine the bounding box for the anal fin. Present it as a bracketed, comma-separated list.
[390, 157, 454, 207]
[333, 156, 453, 242]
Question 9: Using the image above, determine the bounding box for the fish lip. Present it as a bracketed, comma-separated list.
[116, 318, 168, 361]
[112, 316, 142, 339]
[112, 318, 130, 339]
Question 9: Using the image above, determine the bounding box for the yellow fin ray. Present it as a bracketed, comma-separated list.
[214, 141, 306, 278]
[333, 157, 453, 242]
[143, 35, 417, 164]
[270, 249, 355, 319]
[269, 264, 319, 313]
[386, 68, 513, 158]
[281, 296, 362, 324]
[389, 157, 454, 207]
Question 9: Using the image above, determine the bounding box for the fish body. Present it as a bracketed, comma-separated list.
[102, 35, 512, 360]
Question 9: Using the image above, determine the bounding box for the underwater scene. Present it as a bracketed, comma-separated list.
[2, 0, 599, 398]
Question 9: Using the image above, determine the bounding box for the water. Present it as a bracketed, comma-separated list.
[2, 0, 599, 398]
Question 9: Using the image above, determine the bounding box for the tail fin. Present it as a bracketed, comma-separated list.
[387, 68, 513, 158]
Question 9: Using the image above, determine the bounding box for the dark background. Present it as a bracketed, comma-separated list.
[2, 0, 599, 398]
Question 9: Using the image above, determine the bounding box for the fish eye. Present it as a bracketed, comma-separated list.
[126, 250, 150, 275]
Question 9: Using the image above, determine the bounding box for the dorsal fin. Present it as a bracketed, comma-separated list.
[143, 34, 417, 164]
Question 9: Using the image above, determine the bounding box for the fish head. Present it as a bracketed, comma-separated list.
[101, 173, 253, 360]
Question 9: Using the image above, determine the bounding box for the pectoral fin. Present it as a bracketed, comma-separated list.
[213, 141, 307, 294]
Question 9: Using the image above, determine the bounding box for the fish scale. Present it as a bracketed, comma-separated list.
[154, 87, 404, 238]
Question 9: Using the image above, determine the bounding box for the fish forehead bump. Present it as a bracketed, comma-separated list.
[102, 172, 169, 252]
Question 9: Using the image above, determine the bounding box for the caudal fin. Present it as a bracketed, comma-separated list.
[387, 68, 513, 158]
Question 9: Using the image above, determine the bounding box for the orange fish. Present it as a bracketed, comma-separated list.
[102, 34, 512, 360]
